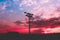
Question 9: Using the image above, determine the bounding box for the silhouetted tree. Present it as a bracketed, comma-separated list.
[24, 12, 33, 34]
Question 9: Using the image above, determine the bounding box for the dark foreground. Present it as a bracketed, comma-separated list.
[0, 32, 60, 40]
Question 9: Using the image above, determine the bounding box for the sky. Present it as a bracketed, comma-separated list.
[0, 0, 60, 24]
[0, 0, 60, 34]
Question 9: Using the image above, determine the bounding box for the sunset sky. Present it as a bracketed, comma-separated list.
[0, 0, 60, 34]
[0, 0, 60, 24]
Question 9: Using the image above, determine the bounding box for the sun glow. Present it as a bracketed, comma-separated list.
[41, 27, 60, 34]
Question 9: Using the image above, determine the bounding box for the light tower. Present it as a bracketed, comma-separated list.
[24, 12, 33, 34]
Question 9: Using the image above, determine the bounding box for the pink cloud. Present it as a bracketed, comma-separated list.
[40, 0, 51, 4]
[31, 0, 60, 19]
[19, 0, 37, 7]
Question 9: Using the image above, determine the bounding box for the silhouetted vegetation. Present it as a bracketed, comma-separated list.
[0, 32, 60, 40]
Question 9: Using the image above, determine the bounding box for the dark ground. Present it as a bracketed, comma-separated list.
[0, 32, 60, 40]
